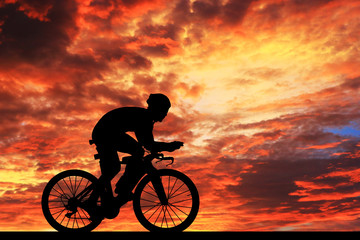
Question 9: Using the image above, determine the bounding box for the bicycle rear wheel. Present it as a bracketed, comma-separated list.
[133, 169, 199, 232]
[41, 170, 102, 232]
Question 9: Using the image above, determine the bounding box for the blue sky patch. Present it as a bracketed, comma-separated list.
[325, 124, 360, 137]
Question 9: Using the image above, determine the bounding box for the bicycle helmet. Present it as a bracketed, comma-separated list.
[146, 93, 171, 110]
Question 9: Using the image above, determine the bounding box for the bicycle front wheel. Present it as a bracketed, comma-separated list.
[41, 169, 102, 232]
[133, 169, 199, 232]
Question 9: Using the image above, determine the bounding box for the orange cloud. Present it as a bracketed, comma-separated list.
[297, 139, 349, 150]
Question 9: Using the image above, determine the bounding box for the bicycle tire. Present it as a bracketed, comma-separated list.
[41, 169, 102, 232]
[133, 169, 199, 232]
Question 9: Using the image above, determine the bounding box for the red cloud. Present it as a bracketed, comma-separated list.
[297, 139, 349, 150]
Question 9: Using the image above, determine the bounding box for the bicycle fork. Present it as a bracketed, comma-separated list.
[149, 172, 168, 205]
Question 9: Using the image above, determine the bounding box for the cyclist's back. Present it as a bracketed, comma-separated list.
[93, 107, 151, 132]
[92, 107, 154, 150]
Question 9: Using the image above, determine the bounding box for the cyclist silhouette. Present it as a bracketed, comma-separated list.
[88, 93, 183, 217]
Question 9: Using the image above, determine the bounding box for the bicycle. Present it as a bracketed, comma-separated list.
[41, 143, 200, 232]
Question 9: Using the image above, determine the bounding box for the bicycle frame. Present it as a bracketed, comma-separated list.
[75, 153, 171, 208]
[143, 163, 168, 205]
[75, 182, 95, 203]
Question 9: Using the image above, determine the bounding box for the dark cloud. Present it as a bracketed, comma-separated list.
[223, 154, 360, 217]
[0, 79, 52, 141]
[0, 0, 155, 80]
[176, 0, 257, 30]
[87, 38, 153, 70]
[89, 0, 113, 8]
[123, 53, 152, 69]
[222, 0, 255, 25]
[85, 83, 143, 107]
[169, 0, 192, 25]
[140, 43, 170, 57]
[136, 22, 184, 41]
[227, 159, 309, 206]
[0, 1, 78, 68]
[247, 0, 336, 32]
[164, 0, 257, 44]
[119, 0, 149, 7]
[289, 0, 334, 13]
[192, 0, 221, 20]
[339, 76, 360, 90]
[178, 0, 256, 26]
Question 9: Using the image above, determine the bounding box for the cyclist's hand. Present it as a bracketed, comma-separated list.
[168, 141, 184, 152]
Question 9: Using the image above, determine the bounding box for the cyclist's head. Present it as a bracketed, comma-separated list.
[147, 93, 171, 122]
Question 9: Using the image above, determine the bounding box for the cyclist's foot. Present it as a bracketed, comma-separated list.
[82, 200, 104, 222]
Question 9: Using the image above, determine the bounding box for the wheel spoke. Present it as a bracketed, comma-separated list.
[170, 198, 192, 204]
[141, 198, 160, 204]
[168, 178, 178, 198]
[147, 204, 162, 222]
[62, 178, 73, 196]
[154, 205, 164, 226]
[165, 205, 176, 227]
[50, 188, 64, 198]
[143, 203, 161, 214]
[68, 176, 74, 195]
[55, 183, 67, 197]
[168, 204, 182, 222]
[78, 208, 87, 226]
[142, 189, 158, 198]
[53, 208, 66, 220]
[72, 212, 76, 229]
[169, 203, 189, 216]
[169, 189, 190, 199]
[161, 206, 167, 228]
[169, 183, 185, 199]
[74, 176, 84, 195]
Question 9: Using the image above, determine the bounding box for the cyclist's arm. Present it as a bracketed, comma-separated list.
[135, 127, 183, 153]
[152, 141, 183, 152]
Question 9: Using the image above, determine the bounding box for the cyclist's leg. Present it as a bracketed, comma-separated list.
[84, 144, 121, 220]
[87, 144, 120, 206]
[115, 157, 145, 197]
[98, 146, 121, 181]
[99, 145, 121, 194]
[114, 134, 146, 204]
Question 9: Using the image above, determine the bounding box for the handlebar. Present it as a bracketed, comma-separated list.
[148, 152, 174, 166]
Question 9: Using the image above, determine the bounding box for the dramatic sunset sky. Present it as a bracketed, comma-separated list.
[1, 0, 360, 231]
